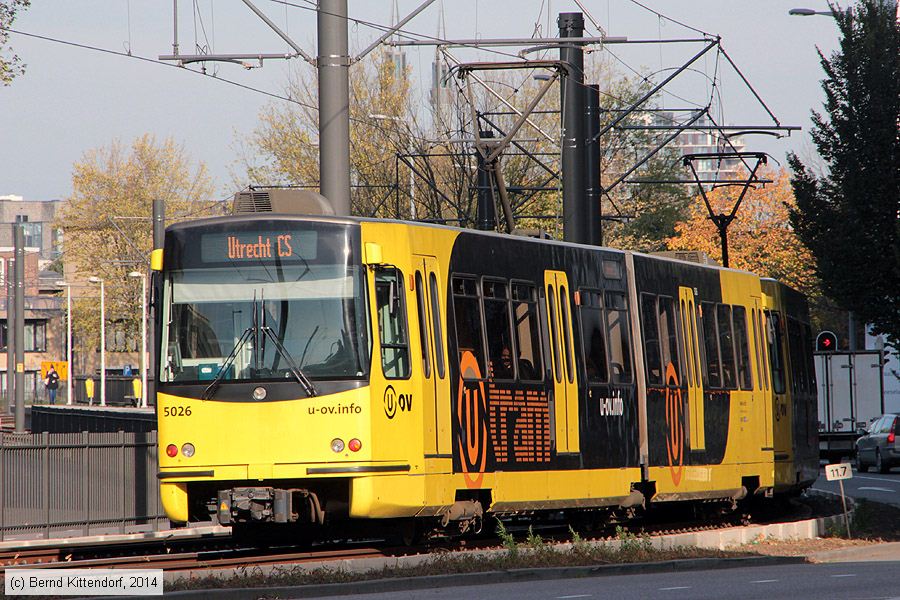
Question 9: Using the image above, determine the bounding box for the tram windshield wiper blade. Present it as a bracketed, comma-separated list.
[260, 325, 318, 397]
[203, 326, 254, 400]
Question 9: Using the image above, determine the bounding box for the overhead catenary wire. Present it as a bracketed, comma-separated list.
[0, 26, 449, 148]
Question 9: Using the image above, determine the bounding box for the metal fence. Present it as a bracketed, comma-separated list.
[0, 431, 167, 541]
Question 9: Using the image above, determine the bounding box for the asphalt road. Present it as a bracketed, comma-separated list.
[813, 464, 900, 506]
[312, 561, 900, 600]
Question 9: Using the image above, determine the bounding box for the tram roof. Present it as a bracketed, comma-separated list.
[166, 213, 758, 277]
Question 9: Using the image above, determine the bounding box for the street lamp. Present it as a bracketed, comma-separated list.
[128, 271, 147, 408]
[55, 281, 73, 405]
[788, 8, 838, 15]
[88, 276, 105, 407]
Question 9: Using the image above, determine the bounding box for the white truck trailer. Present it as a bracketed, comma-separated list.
[815, 350, 885, 460]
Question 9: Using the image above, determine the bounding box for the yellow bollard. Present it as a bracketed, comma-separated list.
[132, 378, 141, 407]
[85, 378, 95, 406]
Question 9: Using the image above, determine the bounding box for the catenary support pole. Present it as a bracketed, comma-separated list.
[139, 274, 147, 408]
[318, 0, 352, 215]
[5, 237, 14, 417]
[559, 12, 587, 244]
[14, 224, 25, 433]
[476, 131, 497, 230]
[65, 283, 72, 405]
[585, 83, 602, 246]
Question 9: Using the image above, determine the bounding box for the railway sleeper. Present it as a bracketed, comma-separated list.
[217, 487, 325, 525]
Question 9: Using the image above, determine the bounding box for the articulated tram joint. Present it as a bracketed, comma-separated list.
[440, 499, 484, 535]
[217, 487, 325, 525]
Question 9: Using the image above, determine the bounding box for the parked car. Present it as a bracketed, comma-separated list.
[856, 413, 900, 473]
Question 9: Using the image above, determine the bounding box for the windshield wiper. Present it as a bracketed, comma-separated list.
[260, 325, 318, 397]
[202, 326, 254, 400]
[259, 290, 318, 397]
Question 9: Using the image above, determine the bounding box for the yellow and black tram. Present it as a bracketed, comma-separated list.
[155, 214, 817, 531]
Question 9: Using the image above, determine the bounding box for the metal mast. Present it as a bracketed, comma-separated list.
[318, 0, 352, 215]
[558, 13, 587, 244]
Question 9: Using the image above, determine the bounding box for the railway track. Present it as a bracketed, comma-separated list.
[0, 495, 836, 574]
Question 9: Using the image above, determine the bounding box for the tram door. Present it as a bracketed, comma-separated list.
[678, 287, 705, 451]
[544, 271, 579, 454]
[414, 255, 451, 457]
[753, 297, 773, 449]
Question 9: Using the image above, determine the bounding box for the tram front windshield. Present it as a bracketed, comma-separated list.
[160, 224, 370, 384]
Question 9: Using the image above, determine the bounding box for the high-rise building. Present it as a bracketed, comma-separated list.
[652, 112, 747, 183]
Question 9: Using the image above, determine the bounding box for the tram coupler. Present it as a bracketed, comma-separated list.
[216, 487, 324, 525]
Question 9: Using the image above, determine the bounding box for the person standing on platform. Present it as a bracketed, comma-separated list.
[44, 365, 60, 405]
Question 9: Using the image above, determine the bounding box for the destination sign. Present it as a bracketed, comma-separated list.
[200, 230, 318, 263]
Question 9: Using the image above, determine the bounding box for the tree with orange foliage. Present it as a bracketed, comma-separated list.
[667, 168, 819, 301]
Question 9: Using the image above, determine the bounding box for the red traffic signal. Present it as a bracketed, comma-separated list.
[816, 330, 838, 352]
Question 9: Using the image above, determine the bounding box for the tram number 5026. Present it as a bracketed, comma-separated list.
[163, 406, 192, 417]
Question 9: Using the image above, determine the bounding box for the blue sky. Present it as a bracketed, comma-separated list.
[1, 1, 841, 201]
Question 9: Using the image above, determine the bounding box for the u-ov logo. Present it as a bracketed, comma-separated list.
[664, 362, 685, 486]
[384, 385, 413, 419]
[384, 385, 397, 418]
[457, 351, 487, 488]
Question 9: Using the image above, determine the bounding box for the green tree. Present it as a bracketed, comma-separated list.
[788, 0, 900, 347]
[57, 134, 218, 350]
[0, 0, 30, 85]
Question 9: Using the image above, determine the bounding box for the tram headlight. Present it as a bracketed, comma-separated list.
[181, 443, 195, 458]
[348, 438, 362, 452]
[165, 444, 178, 458]
[252, 387, 267, 401]
[331, 438, 345, 453]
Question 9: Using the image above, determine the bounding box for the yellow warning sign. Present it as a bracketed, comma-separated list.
[40, 361, 68, 380]
[220, 502, 229, 512]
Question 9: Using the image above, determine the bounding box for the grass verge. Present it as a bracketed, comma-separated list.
[167, 523, 757, 592]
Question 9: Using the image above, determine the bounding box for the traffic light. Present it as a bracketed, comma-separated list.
[816, 330, 838, 352]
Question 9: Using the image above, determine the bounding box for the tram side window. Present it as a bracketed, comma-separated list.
[732, 306, 753, 390]
[429, 273, 446, 378]
[640, 293, 663, 385]
[701, 302, 722, 388]
[766, 310, 786, 394]
[375, 267, 410, 379]
[484, 279, 515, 380]
[547, 286, 562, 383]
[512, 283, 543, 381]
[658, 296, 680, 382]
[787, 317, 805, 395]
[716, 304, 737, 389]
[606, 291, 633, 383]
[578, 290, 608, 383]
[679, 299, 694, 387]
[756, 308, 770, 391]
[560, 286, 575, 384]
[414, 272, 431, 378]
[751, 308, 764, 390]
[452, 276, 487, 379]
